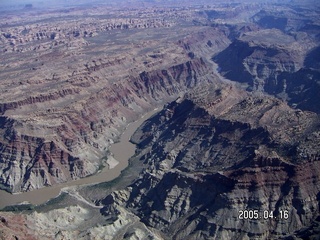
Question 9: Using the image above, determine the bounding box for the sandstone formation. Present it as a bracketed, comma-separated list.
[0, 0, 319, 239]
[0, 50, 214, 192]
[2, 82, 319, 239]
[214, 6, 320, 113]
[98, 82, 320, 239]
[0, 4, 233, 193]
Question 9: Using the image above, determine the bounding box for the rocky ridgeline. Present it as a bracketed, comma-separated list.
[99, 84, 320, 239]
[0, 2, 234, 193]
[0, 16, 173, 53]
[0, 2, 320, 239]
[0, 54, 214, 192]
[0, 5, 213, 54]
[214, 7, 320, 113]
[214, 29, 309, 88]
[1, 84, 319, 238]
[214, 29, 320, 111]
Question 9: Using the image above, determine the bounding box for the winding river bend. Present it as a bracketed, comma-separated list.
[0, 108, 159, 209]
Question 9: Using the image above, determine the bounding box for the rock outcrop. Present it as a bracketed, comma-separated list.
[214, 7, 320, 113]
[100, 84, 320, 239]
[0, 1, 319, 239]
[0, 56, 214, 193]
[1, 83, 319, 239]
[0, 1, 238, 193]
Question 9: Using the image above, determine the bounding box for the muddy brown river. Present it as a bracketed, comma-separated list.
[0, 109, 158, 209]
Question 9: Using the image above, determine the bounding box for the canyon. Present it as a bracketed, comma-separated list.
[0, 5, 227, 193]
[0, 0, 320, 239]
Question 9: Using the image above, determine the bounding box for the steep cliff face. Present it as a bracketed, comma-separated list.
[1, 84, 319, 239]
[1, 2, 319, 239]
[177, 27, 231, 59]
[213, 27, 320, 113]
[0, 56, 212, 193]
[99, 84, 320, 239]
[214, 29, 306, 88]
[0, 1, 236, 192]
[251, 6, 320, 33]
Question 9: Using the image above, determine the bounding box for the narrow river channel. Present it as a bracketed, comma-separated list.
[0, 108, 159, 209]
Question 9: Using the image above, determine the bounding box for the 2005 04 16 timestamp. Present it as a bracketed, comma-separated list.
[238, 210, 289, 220]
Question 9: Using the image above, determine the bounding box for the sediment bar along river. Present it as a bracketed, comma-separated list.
[0, 108, 159, 209]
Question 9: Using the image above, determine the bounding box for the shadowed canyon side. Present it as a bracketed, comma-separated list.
[2, 83, 320, 239]
[95, 83, 320, 239]
[0, 56, 213, 192]
[0, 0, 320, 239]
[213, 7, 320, 113]
[0, 4, 234, 193]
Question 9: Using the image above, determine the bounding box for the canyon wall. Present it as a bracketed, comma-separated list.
[100, 84, 320, 239]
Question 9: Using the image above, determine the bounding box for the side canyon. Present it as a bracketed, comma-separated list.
[0, 0, 320, 239]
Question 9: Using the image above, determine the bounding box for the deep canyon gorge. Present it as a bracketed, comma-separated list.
[0, 0, 320, 239]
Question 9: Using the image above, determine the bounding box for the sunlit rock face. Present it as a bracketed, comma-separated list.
[101, 83, 320, 239]
[0, 9, 232, 194]
[0, 54, 215, 193]
[0, 1, 320, 239]
[0, 1, 236, 193]
[214, 7, 320, 113]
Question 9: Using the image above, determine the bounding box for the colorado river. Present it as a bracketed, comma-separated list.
[0, 108, 159, 209]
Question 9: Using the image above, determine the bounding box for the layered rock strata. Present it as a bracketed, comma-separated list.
[214, 7, 320, 113]
[99, 84, 320, 239]
[0, 2, 319, 239]
[2, 82, 319, 239]
[0, 55, 215, 192]
[0, 1, 236, 193]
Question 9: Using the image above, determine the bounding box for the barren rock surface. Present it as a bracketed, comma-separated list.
[214, 5, 320, 113]
[99, 83, 320, 239]
[0, 4, 230, 193]
[0, 0, 319, 239]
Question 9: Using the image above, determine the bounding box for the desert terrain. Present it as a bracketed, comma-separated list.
[0, 0, 320, 239]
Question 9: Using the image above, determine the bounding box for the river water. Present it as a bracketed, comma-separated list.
[0, 108, 158, 209]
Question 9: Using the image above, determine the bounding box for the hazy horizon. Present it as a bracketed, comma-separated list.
[2, 0, 312, 10]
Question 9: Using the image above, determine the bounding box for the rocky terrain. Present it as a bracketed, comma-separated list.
[214, 6, 320, 113]
[95, 82, 320, 239]
[1, 81, 319, 239]
[0, 4, 232, 193]
[0, 0, 320, 239]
